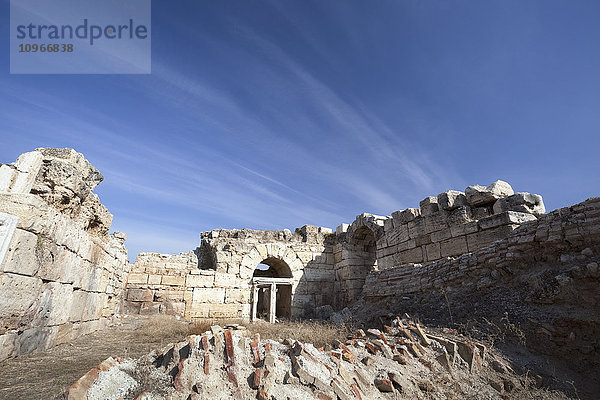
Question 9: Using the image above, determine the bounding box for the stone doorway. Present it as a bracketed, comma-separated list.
[251, 257, 292, 323]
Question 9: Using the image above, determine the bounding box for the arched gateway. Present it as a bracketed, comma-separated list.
[240, 244, 303, 323]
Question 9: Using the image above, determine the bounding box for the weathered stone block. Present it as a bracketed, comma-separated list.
[425, 243, 441, 261]
[466, 225, 516, 251]
[214, 272, 237, 288]
[126, 288, 153, 302]
[472, 206, 492, 220]
[438, 190, 467, 211]
[127, 273, 148, 285]
[465, 180, 514, 206]
[0, 273, 42, 329]
[424, 212, 449, 234]
[493, 193, 545, 216]
[392, 208, 421, 225]
[161, 275, 185, 286]
[225, 288, 250, 304]
[478, 211, 537, 231]
[1, 228, 39, 276]
[440, 237, 469, 258]
[185, 273, 214, 287]
[192, 287, 225, 304]
[419, 197, 439, 216]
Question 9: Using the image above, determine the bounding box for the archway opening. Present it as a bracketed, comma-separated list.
[252, 257, 292, 322]
[345, 226, 377, 303]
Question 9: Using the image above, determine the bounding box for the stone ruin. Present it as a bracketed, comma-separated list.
[0, 148, 598, 398]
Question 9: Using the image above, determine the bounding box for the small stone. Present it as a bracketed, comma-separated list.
[374, 378, 394, 392]
[491, 360, 506, 373]
[361, 356, 375, 366]
[393, 354, 407, 365]
[417, 380, 435, 392]
[586, 262, 598, 275]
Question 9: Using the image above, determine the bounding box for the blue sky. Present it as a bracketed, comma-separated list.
[1, 0, 599, 259]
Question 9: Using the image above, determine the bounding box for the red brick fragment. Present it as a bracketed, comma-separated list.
[252, 368, 261, 389]
[204, 354, 210, 375]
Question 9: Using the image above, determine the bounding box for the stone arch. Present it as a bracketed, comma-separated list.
[342, 214, 385, 303]
[240, 243, 304, 321]
[240, 243, 304, 280]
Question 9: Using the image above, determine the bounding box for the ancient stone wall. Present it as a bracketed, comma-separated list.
[125, 180, 548, 320]
[360, 198, 600, 385]
[124, 225, 335, 320]
[362, 197, 598, 298]
[331, 180, 545, 306]
[0, 149, 129, 361]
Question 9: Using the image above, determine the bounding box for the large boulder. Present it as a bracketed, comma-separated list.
[493, 193, 545, 216]
[465, 180, 514, 206]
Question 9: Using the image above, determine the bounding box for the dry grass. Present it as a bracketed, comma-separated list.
[189, 318, 352, 348]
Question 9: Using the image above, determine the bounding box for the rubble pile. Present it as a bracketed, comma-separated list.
[65, 318, 552, 400]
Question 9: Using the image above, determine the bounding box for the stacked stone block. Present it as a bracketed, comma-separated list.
[374, 180, 544, 269]
[124, 226, 336, 321]
[363, 197, 598, 298]
[0, 149, 129, 361]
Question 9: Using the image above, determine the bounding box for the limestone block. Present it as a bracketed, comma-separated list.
[34, 282, 74, 326]
[0, 194, 49, 234]
[35, 148, 103, 190]
[383, 218, 394, 231]
[127, 273, 148, 285]
[407, 218, 425, 239]
[493, 193, 545, 216]
[0, 165, 16, 192]
[0, 273, 43, 328]
[472, 207, 492, 220]
[397, 239, 416, 252]
[448, 206, 473, 225]
[225, 288, 250, 304]
[148, 274, 162, 285]
[209, 304, 243, 318]
[186, 273, 215, 288]
[0, 332, 17, 361]
[392, 208, 421, 225]
[431, 228, 452, 243]
[438, 190, 467, 211]
[161, 275, 185, 286]
[450, 221, 479, 237]
[0, 213, 20, 269]
[81, 292, 104, 322]
[419, 197, 439, 216]
[214, 272, 238, 288]
[478, 211, 537, 231]
[154, 289, 185, 302]
[185, 303, 211, 319]
[126, 288, 153, 303]
[192, 287, 225, 304]
[11, 151, 43, 194]
[15, 326, 57, 355]
[394, 247, 423, 265]
[425, 243, 441, 261]
[466, 225, 516, 251]
[440, 237, 469, 258]
[424, 212, 449, 234]
[465, 180, 514, 206]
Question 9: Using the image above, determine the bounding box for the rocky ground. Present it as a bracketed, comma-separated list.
[62, 316, 572, 400]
